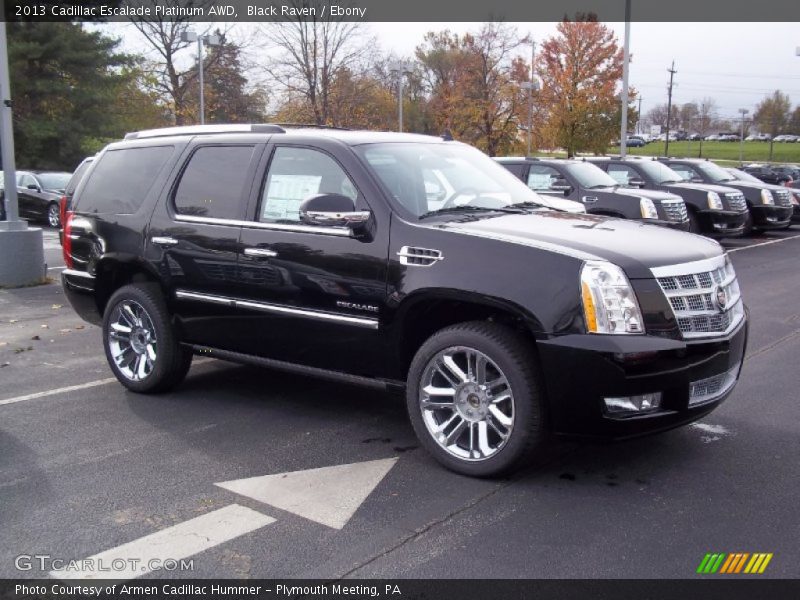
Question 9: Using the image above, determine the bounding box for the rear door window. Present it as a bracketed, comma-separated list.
[174, 145, 257, 220]
[76, 146, 174, 214]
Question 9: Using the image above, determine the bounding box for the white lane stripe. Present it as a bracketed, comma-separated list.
[0, 378, 117, 406]
[0, 358, 216, 407]
[727, 234, 800, 253]
[50, 504, 275, 580]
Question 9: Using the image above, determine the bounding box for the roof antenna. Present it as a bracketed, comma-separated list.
[441, 129, 453, 141]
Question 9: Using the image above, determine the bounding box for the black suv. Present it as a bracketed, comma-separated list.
[496, 157, 689, 230]
[660, 158, 793, 232]
[742, 165, 790, 185]
[61, 125, 748, 477]
[588, 157, 748, 237]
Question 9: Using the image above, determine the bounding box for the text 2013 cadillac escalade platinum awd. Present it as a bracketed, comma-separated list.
[61, 125, 748, 477]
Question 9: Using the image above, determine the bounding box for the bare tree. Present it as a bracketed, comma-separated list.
[130, 0, 229, 124]
[259, 0, 370, 125]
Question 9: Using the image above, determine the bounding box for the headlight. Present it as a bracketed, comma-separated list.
[707, 192, 723, 210]
[639, 198, 658, 219]
[580, 261, 644, 335]
[760, 189, 774, 205]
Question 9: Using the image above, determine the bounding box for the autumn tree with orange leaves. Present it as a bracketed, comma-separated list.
[536, 18, 635, 156]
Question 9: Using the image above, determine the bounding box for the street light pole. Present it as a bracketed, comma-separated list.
[0, 18, 19, 226]
[181, 31, 220, 125]
[738, 108, 749, 164]
[619, 0, 632, 158]
[389, 60, 413, 133]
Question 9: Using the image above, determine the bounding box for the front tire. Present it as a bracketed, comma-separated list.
[406, 321, 546, 477]
[687, 210, 702, 234]
[102, 283, 192, 393]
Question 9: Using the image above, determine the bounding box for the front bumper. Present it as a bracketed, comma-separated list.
[750, 205, 793, 229]
[537, 313, 748, 439]
[699, 209, 747, 237]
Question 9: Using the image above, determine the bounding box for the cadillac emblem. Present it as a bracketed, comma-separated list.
[715, 286, 727, 310]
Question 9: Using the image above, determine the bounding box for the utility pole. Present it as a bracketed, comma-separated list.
[738, 109, 749, 164]
[637, 97, 642, 135]
[619, 0, 632, 158]
[664, 61, 677, 156]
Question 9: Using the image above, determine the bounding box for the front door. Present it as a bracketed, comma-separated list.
[235, 142, 391, 377]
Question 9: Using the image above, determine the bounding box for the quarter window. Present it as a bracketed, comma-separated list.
[76, 146, 174, 215]
[258, 147, 358, 223]
[174, 145, 257, 220]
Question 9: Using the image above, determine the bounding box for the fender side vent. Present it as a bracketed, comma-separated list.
[397, 246, 444, 267]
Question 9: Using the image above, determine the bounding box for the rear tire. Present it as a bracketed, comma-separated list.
[406, 321, 546, 477]
[102, 283, 192, 393]
[47, 202, 60, 228]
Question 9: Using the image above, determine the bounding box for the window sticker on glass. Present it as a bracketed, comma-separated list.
[527, 173, 554, 190]
[262, 174, 322, 221]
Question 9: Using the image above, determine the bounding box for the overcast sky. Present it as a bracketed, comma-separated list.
[96, 21, 800, 125]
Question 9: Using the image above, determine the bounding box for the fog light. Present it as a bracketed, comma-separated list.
[604, 393, 662, 416]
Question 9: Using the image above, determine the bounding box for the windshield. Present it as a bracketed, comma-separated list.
[727, 168, 764, 183]
[635, 161, 684, 185]
[36, 172, 71, 191]
[355, 143, 549, 218]
[563, 162, 619, 188]
[696, 162, 736, 183]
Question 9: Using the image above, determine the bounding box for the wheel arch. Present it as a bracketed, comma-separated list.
[93, 255, 164, 316]
[391, 289, 545, 380]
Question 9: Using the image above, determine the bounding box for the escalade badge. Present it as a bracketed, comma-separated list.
[715, 287, 727, 310]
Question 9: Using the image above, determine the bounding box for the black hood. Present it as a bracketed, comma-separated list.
[443, 211, 722, 279]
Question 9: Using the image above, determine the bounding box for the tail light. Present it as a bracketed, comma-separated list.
[61, 197, 74, 269]
[59, 195, 67, 228]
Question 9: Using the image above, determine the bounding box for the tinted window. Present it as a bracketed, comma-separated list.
[77, 146, 174, 214]
[669, 164, 699, 182]
[66, 160, 93, 197]
[259, 147, 358, 223]
[18, 173, 37, 188]
[174, 145, 256, 220]
[502, 163, 526, 177]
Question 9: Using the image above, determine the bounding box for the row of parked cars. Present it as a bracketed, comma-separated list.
[496, 156, 799, 237]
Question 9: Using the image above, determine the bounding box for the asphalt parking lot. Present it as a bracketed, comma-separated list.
[1, 227, 799, 580]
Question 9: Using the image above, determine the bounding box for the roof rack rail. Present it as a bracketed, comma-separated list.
[272, 123, 351, 130]
[124, 123, 287, 140]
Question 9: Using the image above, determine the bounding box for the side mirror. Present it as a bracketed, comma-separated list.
[26, 184, 40, 191]
[691, 177, 704, 183]
[629, 177, 645, 187]
[299, 193, 371, 231]
[550, 179, 572, 195]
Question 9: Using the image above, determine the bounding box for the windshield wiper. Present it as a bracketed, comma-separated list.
[419, 205, 522, 219]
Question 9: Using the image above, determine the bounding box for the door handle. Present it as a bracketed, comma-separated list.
[151, 236, 179, 247]
[243, 248, 278, 258]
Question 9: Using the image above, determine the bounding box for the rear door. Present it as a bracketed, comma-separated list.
[147, 140, 265, 350]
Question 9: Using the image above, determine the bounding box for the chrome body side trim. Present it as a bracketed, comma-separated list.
[243, 248, 278, 258]
[62, 268, 95, 280]
[175, 289, 379, 329]
[151, 236, 179, 247]
[174, 214, 351, 237]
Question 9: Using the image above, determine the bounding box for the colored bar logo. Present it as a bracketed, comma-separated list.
[697, 552, 773, 574]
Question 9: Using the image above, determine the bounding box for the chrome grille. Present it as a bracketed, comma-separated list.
[774, 189, 792, 208]
[689, 365, 740, 406]
[661, 198, 688, 222]
[724, 192, 747, 212]
[653, 255, 744, 339]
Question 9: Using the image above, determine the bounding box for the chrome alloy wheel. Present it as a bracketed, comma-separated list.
[419, 346, 515, 461]
[48, 204, 60, 227]
[107, 300, 157, 381]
